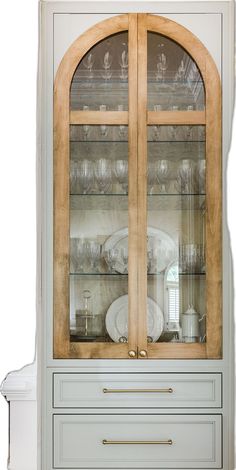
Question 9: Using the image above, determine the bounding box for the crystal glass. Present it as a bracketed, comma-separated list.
[101, 49, 112, 81]
[94, 158, 112, 193]
[119, 47, 128, 81]
[104, 248, 119, 273]
[113, 159, 128, 193]
[77, 159, 94, 194]
[156, 159, 171, 193]
[82, 53, 95, 79]
[76, 238, 87, 273]
[147, 161, 158, 194]
[177, 159, 195, 194]
[86, 240, 101, 273]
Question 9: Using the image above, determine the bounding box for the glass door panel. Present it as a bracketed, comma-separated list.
[147, 32, 205, 110]
[69, 125, 129, 344]
[147, 125, 206, 347]
[71, 32, 128, 111]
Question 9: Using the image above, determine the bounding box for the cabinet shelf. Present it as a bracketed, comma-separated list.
[70, 272, 205, 276]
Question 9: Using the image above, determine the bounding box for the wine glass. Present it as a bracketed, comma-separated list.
[195, 159, 206, 194]
[119, 48, 128, 81]
[76, 238, 87, 272]
[177, 159, 195, 194]
[83, 52, 95, 79]
[147, 161, 158, 194]
[113, 159, 128, 193]
[104, 248, 119, 273]
[120, 247, 128, 273]
[101, 51, 112, 80]
[94, 158, 112, 193]
[77, 159, 94, 194]
[82, 105, 90, 140]
[86, 240, 101, 272]
[100, 105, 108, 137]
[152, 105, 162, 141]
[70, 160, 77, 193]
[117, 105, 127, 139]
[156, 159, 171, 193]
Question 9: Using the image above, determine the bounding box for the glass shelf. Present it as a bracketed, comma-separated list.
[70, 272, 206, 276]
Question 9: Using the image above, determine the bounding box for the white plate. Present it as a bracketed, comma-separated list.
[103, 226, 176, 273]
[105, 294, 164, 343]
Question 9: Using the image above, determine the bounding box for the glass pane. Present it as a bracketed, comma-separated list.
[71, 32, 128, 111]
[69, 125, 129, 344]
[147, 32, 205, 110]
[147, 125, 206, 346]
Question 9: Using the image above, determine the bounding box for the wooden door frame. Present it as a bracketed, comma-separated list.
[53, 14, 139, 358]
[137, 14, 222, 359]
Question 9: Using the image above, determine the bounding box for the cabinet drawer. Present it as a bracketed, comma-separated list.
[53, 414, 222, 468]
[53, 373, 222, 408]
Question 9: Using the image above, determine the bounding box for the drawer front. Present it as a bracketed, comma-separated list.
[53, 373, 222, 408]
[53, 414, 222, 468]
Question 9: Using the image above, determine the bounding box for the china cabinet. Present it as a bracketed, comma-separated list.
[0, 1, 234, 470]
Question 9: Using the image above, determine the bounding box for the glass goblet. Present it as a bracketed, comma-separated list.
[177, 159, 195, 194]
[156, 159, 171, 193]
[76, 238, 87, 273]
[95, 158, 112, 194]
[148, 161, 158, 194]
[77, 159, 94, 194]
[113, 159, 128, 193]
[101, 51, 112, 81]
[104, 248, 119, 273]
[86, 240, 101, 273]
[83, 52, 95, 79]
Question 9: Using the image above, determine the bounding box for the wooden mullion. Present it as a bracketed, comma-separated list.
[128, 13, 138, 356]
[137, 14, 148, 356]
[70, 110, 129, 125]
[147, 110, 206, 126]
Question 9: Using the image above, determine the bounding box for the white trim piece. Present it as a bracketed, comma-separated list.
[0, 362, 36, 402]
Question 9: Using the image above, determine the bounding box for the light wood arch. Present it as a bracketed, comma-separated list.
[54, 13, 221, 359]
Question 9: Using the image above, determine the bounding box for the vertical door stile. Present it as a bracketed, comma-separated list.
[128, 14, 138, 355]
[205, 56, 222, 359]
[137, 14, 148, 356]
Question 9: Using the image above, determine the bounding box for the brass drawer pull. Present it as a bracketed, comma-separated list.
[103, 388, 173, 394]
[103, 439, 173, 445]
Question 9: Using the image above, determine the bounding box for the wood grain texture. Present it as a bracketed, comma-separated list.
[54, 15, 129, 359]
[70, 111, 129, 125]
[205, 56, 222, 359]
[137, 14, 148, 355]
[128, 14, 138, 354]
[147, 111, 205, 125]
[147, 343, 207, 359]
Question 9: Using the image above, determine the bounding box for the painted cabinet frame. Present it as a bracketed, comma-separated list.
[53, 13, 222, 360]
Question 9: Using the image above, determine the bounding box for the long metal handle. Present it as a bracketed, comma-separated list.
[103, 439, 173, 445]
[103, 388, 173, 394]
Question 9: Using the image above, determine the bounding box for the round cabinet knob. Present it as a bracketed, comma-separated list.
[139, 349, 147, 358]
[128, 350, 137, 358]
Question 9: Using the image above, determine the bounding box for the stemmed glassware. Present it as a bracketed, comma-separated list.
[101, 50, 112, 81]
[77, 159, 94, 194]
[76, 238, 87, 273]
[86, 240, 101, 272]
[94, 158, 112, 193]
[113, 159, 128, 193]
[152, 105, 162, 141]
[148, 161, 158, 194]
[156, 52, 168, 82]
[70, 160, 77, 194]
[82, 105, 90, 140]
[195, 159, 206, 194]
[117, 104, 127, 139]
[156, 159, 171, 193]
[104, 248, 119, 273]
[83, 52, 95, 79]
[176, 159, 194, 194]
[99, 105, 108, 137]
[119, 45, 128, 81]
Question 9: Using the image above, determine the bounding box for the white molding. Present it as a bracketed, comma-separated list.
[0, 362, 36, 401]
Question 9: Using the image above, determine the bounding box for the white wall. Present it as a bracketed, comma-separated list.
[0, 1, 235, 469]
